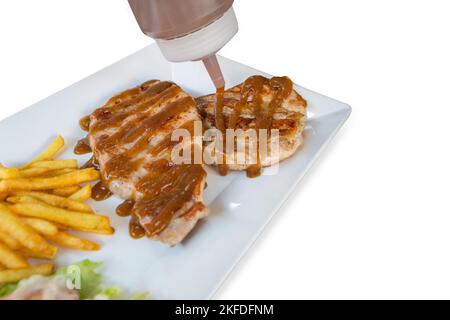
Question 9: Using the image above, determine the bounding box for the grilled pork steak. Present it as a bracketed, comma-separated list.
[195, 75, 308, 176]
[87, 80, 208, 246]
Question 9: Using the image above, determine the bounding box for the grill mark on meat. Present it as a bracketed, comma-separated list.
[100, 79, 158, 109]
[101, 97, 194, 180]
[96, 96, 192, 151]
[205, 113, 299, 132]
[150, 120, 196, 157]
[123, 97, 192, 143]
[91, 83, 181, 135]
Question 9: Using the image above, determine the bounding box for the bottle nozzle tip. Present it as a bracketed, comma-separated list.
[202, 55, 225, 89]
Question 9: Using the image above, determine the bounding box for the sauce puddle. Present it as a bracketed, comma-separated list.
[82, 156, 100, 170]
[129, 214, 146, 239]
[116, 200, 135, 217]
[79, 115, 91, 132]
[91, 181, 112, 201]
[74, 137, 92, 155]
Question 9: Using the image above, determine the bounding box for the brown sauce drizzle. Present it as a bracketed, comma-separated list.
[91, 180, 112, 201]
[234, 76, 266, 178]
[246, 164, 261, 178]
[150, 120, 196, 157]
[82, 156, 100, 170]
[129, 214, 146, 239]
[215, 87, 228, 176]
[74, 137, 92, 155]
[216, 76, 294, 178]
[99, 96, 195, 181]
[266, 77, 294, 128]
[79, 115, 91, 132]
[134, 163, 206, 237]
[116, 200, 135, 217]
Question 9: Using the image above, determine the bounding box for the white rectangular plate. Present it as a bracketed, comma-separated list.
[0, 44, 350, 299]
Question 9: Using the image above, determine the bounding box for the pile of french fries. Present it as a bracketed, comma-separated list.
[0, 136, 113, 285]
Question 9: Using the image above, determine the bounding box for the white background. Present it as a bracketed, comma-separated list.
[0, 0, 449, 299]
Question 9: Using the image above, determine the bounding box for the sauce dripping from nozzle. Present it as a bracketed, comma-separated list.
[202, 55, 229, 175]
[202, 55, 225, 90]
[215, 87, 228, 176]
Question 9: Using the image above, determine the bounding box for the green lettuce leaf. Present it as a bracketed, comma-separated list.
[56, 259, 103, 299]
[131, 291, 150, 300]
[56, 259, 149, 300]
[0, 259, 149, 300]
[95, 286, 121, 300]
[0, 283, 18, 298]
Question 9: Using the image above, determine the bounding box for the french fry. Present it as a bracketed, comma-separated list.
[12, 191, 92, 213]
[0, 135, 113, 275]
[0, 230, 22, 250]
[0, 167, 61, 179]
[0, 167, 21, 179]
[15, 248, 53, 260]
[49, 220, 114, 235]
[47, 232, 100, 251]
[6, 196, 43, 205]
[53, 185, 81, 197]
[0, 264, 53, 284]
[0, 242, 28, 269]
[68, 184, 92, 202]
[56, 225, 115, 235]
[22, 217, 59, 237]
[41, 168, 76, 177]
[0, 203, 57, 259]
[20, 135, 65, 169]
[0, 165, 6, 200]
[30, 159, 78, 170]
[17, 167, 53, 178]
[9, 202, 113, 234]
[0, 168, 100, 192]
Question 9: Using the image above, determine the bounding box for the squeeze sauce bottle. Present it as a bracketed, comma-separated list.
[128, 0, 239, 89]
